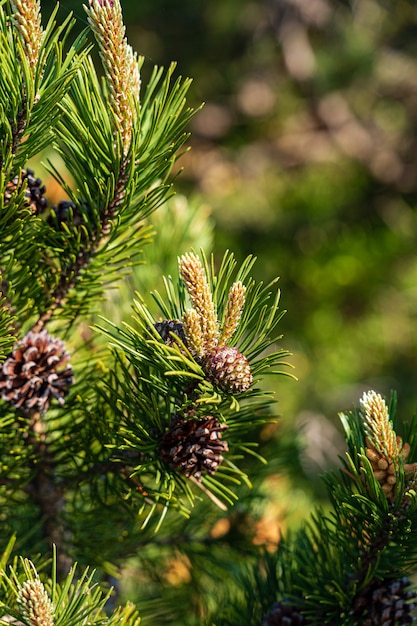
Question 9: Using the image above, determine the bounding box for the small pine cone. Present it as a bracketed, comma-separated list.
[154, 320, 188, 349]
[262, 600, 306, 626]
[353, 576, 417, 625]
[4, 169, 48, 215]
[17, 578, 54, 626]
[160, 415, 228, 480]
[204, 345, 252, 394]
[49, 199, 92, 230]
[0, 330, 73, 414]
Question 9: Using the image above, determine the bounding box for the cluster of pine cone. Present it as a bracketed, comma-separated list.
[4, 167, 88, 227]
[155, 320, 230, 480]
[154, 319, 252, 396]
[0, 169, 89, 415]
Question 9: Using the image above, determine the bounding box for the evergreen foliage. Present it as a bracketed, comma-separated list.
[1, 1, 417, 625]
[214, 393, 417, 625]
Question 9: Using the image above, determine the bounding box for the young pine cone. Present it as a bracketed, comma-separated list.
[262, 600, 306, 626]
[352, 576, 417, 625]
[49, 199, 93, 231]
[204, 345, 253, 394]
[154, 320, 188, 349]
[0, 330, 73, 414]
[160, 415, 228, 481]
[4, 168, 48, 215]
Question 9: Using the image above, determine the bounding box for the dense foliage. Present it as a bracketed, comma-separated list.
[2, 1, 417, 625]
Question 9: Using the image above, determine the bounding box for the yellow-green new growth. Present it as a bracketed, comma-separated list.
[178, 252, 218, 353]
[360, 390, 400, 460]
[359, 390, 417, 499]
[219, 281, 246, 346]
[178, 254, 248, 355]
[17, 578, 54, 626]
[182, 309, 205, 357]
[10, 0, 44, 73]
[86, 0, 141, 154]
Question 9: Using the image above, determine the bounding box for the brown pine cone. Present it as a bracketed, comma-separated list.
[204, 345, 253, 394]
[154, 320, 188, 349]
[0, 330, 73, 414]
[352, 576, 417, 625]
[49, 199, 93, 230]
[160, 415, 228, 480]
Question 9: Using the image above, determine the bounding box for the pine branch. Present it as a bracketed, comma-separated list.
[0, 1, 87, 172]
[0, 556, 141, 626]
[90, 251, 290, 528]
[30, 59, 195, 330]
[217, 392, 417, 625]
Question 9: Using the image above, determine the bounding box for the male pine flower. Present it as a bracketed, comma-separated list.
[17, 578, 54, 626]
[360, 390, 416, 498]
[178, 253, 252, 394]
[178, 252, 218, 353]
[86, 0, 140, 154]
[10, 0, 44, 73]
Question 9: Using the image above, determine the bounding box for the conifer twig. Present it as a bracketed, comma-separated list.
[31, 169, 130, 332]
[86, 0, 140, 155]
[178, 252, 218, 352]
[32, 1, 136, 332]
[7, 0, 45, 159]
[10, 0, 44, 73]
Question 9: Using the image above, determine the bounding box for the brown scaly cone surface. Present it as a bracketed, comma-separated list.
[160, 415, 229, 481]
[0, 329, 73, 414]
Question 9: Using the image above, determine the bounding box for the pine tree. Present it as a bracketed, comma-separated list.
[0, 0, 289, 622]
[1, 2, 417, 625]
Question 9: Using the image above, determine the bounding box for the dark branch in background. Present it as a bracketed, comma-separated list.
[24, 409, 71, 580]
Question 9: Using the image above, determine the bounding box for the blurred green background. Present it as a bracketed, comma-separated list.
[30, 0, 417, 620]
